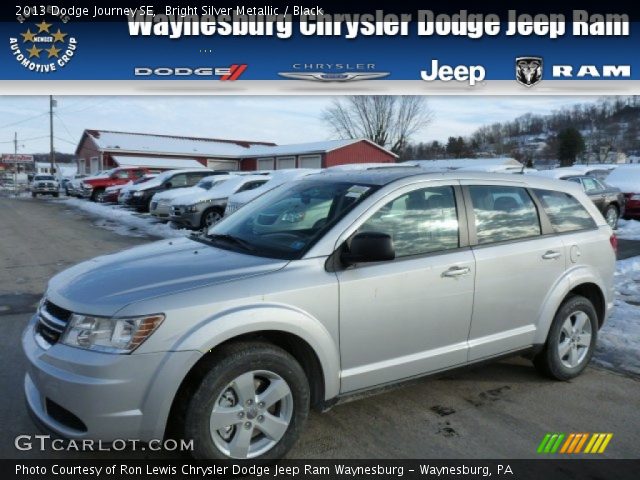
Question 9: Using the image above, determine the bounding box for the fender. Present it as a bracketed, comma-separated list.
[533, 264, 608, 345]
[172, 303, 341, 400]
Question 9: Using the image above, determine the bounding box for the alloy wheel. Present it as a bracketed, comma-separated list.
[557, 311, 592, 369]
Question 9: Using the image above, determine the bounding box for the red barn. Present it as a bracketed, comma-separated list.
[75, 130, 397, 174]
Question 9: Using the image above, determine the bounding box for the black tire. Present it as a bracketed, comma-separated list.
[64, 188, 70, 196]
[184, 341, 310, 460]
[90, 188, 103, 202]
[31, 192, 36, 198]
[200, 207, 224, 229]
[53, 192, 59, 198]
[604, 204, 619, 230]
[533, 295, 598, 380]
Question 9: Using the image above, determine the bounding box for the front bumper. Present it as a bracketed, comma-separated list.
[22, 315, 201, 442]
[169, 206, 202, 229]
[32, 186, 58, 194]
[150, 201, 171, 219]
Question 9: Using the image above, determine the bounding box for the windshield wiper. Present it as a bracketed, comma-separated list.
[206, 233, 256, 252]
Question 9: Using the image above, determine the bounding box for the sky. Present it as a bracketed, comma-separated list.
[0, 95, 599, 154]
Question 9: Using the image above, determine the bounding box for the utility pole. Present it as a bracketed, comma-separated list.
[13, 132, 18, 193]
[49, 95, 55, 174]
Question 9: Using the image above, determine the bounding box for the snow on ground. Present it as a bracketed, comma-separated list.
[54, 197, 192, 239]
[593, 256, 640, 376]
[616, 219, 640, 240]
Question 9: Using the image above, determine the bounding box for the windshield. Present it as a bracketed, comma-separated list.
[35, 175, 54, 181]
[204, 179, 378, 259]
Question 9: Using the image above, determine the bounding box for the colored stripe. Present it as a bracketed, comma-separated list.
[229, 64, 247, 80]
[590, 434, 606, 453]
[544, 434, 559, 453]
[598, 434, 613, 453]
[537, 433, 552, 453]
[567, 434, 581, 453]
[574, 433, 588, 453]
[560, 434, 575, 453]
[550, 434, 565, 453]
[584, 433, 598, 453]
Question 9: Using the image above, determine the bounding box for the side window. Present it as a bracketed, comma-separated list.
[581, 177, 601, 192]
[115, 170, 130, 179]
[169, 174, 188, 187]
[532, 189, 597, 233]
[238, 180, 267, 192]
[358, 186, 459, 258]
[468, 185, 541, 245]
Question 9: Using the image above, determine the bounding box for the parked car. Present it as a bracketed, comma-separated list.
[81, 167, 161, 202]
[170, 175, 269, 229]
[30, 175, 59, 197]
[150, 174, 234, 221]
[126, 169, 214, 212]
[24, 170, 615, 460]
[100, 174, 157, 204]
[529, 165, 616, 181]
[68, 171, 109, 198]
[62, 174, 87, 196]
[224, 169, 320, 216]
[562, 175, 625, 229]
[604, 164, 640, 219]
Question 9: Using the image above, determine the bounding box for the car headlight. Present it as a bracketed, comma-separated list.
[133, 191, 144, 197]
[61, 313, 164, 353]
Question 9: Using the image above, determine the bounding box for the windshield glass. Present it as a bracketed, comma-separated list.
[205, 179, 378, 259]
[35, 175, 54, 181]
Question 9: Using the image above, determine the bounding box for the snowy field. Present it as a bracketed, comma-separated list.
[49, 196, 640, 376]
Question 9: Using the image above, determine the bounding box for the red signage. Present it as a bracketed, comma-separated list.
[1, 154, 34, 163]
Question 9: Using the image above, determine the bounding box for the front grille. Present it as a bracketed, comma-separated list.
[170, 206, 183, 216]
[45, 399, 87, 432]
[36, 300, 71, 346]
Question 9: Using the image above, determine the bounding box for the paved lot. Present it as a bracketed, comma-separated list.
[1, 197, 639, 459]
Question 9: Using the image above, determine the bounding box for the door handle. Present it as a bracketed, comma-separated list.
[442, 266, 471, 277]
[542, 250, 561, 260]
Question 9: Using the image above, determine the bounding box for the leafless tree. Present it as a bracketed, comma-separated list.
[322, 96, 433, 156]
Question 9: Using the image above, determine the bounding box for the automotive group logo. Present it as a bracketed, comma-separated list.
[278, 63, 389, 82]
[516, 56, 543, 87]
[134, 65, 247, 80]
[9, 12, 77, 73]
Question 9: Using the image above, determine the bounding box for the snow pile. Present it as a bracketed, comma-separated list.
[616, 219, 640, 241]
[56, 198, 192, 239]
[593, 257, 640, 376]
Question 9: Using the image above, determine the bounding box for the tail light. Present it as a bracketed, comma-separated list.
[610, 234, 618, 254]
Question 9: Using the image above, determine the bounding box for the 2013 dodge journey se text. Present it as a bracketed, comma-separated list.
[23, 168, 616, 460]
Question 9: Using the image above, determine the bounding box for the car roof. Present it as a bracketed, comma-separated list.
[311, 168, 583, 193]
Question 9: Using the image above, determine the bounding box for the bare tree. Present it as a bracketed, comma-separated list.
[322, 96, 433, 156]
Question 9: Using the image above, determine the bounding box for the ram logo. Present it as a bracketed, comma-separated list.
[516, 57, 543, 87]
[552, 65, 631, 78]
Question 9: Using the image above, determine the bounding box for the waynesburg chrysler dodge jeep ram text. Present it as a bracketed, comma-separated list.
[23, 170, 616, 460]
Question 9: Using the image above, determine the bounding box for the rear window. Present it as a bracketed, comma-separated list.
[533, 189, 597, 233]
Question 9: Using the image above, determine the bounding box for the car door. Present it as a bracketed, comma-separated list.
[336, 182, 475, 393]
[462, 182, 566, 361]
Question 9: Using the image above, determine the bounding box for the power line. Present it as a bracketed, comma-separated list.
[0, 112, 48, 129]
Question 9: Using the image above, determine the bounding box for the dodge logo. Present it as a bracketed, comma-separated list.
[516, 56, 543, 87]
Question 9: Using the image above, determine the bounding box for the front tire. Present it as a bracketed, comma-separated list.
[534, 295, 598, 380]
[200, 207, 224, 229]
[184, 342, 309, 460]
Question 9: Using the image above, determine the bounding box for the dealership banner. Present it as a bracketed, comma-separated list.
[1, 1, 639, 93]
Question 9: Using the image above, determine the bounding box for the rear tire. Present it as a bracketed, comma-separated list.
[184, 342, 309, 460]
[53, 192, 59, 198]
[604, 204, 619, 230]
[534, 295, 598, 380]
[31, 192, 36, 198]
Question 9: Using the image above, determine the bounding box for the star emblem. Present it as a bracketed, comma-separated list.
[35, 21, 52, 33]
[20, 28, 36, 42]
[46, 45, 61, 58]
[26, 45, 42, 58]
[51, 29, 67, 43]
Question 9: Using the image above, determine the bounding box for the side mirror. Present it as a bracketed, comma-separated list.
[164, 182, 173, 189]
[341, 232, 395, 265]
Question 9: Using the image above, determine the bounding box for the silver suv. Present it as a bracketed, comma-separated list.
[23, 169, 616, 460]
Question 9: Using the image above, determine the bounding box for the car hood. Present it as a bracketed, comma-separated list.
[153, 186, 202, 202]
[46, 237, 288, 316]
[171, 189, 224, 205]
